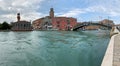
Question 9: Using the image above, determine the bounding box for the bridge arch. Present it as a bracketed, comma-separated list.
[73, 22, 112, 31]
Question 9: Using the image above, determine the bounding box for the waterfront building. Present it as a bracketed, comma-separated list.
[32, 8, 77, 30]
[99, 19, 114, 26]
[98, 19, 114, 29]
[32, 8, 53, 30]
[11, 13, 32, 31]
[40, 16, 52, 30]
[32, 16, 52, 30]
[32, 18, 43, 30]
[52, 17, 77, 30]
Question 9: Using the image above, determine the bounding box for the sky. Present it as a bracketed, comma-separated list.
[0, 0, 120, 24]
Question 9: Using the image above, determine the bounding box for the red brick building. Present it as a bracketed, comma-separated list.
[52, 17, 77, 30]
[32, 8, 77, 31]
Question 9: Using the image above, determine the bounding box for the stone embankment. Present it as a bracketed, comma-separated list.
[101, 27, 120, 66]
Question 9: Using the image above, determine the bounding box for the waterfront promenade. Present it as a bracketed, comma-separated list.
[101, 27, 120, 66]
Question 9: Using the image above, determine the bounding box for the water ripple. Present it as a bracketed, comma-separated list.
[0, 31, 110, 66]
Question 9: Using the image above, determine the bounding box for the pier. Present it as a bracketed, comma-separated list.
[101, 27, 120, 66]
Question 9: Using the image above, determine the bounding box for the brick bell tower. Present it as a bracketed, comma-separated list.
[49, 8, 54, 18]
[17, 13, 20, 22]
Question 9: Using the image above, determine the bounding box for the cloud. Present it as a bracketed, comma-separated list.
[86, 5, 120, 17]
[84, 0, 120, 17]
[59, 5, 120, 17]
[0, 0, 45, 23]
[58, 4, 120, 22]
[0, 0, 120, 24]
[58, 9, 85, 17]
[55, 2, 120, 24]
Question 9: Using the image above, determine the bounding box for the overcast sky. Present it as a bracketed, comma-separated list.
[0, 0, 120, 24]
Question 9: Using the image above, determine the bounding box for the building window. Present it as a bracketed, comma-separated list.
[57, 25, 60, 27]
[57, 21, 60, 24]
[24, 24, 26, 27]
[57, 21, 60, 28]
[20, 24, 22, 29]
[67, 19, 70, 24]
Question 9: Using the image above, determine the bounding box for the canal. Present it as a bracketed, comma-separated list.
[0, 30, 110, 66]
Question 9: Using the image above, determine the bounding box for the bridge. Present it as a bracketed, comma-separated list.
[73, 22, 112, 31]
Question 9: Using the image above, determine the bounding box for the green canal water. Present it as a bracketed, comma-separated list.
[0, 30, 110, 66]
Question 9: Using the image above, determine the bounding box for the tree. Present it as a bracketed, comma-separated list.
[0, 23, 2, 29]
[1, 22, 11, 30]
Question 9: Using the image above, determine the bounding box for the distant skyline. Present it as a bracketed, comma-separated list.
[0, 0, 120, 24]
